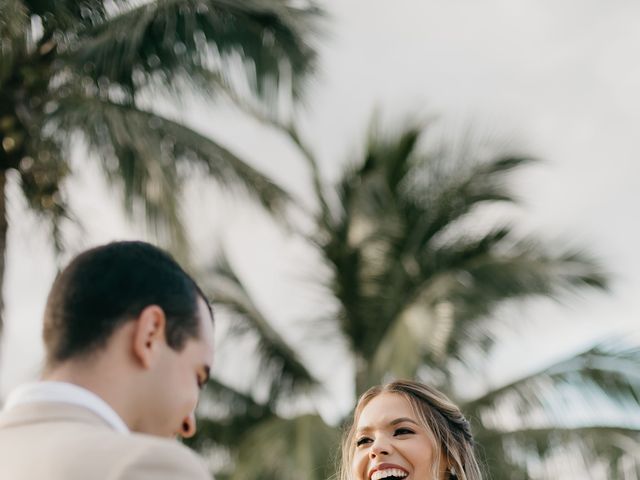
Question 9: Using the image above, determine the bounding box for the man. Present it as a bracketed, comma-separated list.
[0, 241, 215, 479]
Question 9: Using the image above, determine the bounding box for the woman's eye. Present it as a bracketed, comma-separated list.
[394, 427, 414, 436]
[356, 437, 372, 446]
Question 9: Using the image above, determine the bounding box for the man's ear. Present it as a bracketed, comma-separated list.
[131, 305, 167, 369]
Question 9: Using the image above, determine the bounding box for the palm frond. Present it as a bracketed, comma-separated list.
[52, 94, 188, 248]
[465, 341, 640, 426]
[345, 224, 607, 369]
[22, 0, 108, 33]
[447, 237, 609, 300]
[202, 377, 273, 418]
[402, 155, 532, 254]
[52, 94, 291, 246]
[0, 1, 30, 83]
[366, 311, 425, 386]
[327, 127, 538, 362]
[0, 0, 29, 37]
[321, 123, 426, 358]
[470, 430, 530, 480]
[359, 120, 424, 190]
[17, 136, 70, 253]
[68, 0, 320, 101]
[186, 377, 273, 451]
[189, 118, 623, 478]
[201, 252, 317, 401]
[230, 414, 340, 480]
[478, 425, 640, 478]
[427, 234, 609, 360]
[334, 120, 424, 232]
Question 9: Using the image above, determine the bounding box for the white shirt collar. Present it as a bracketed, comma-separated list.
[3, 381, 130, 434]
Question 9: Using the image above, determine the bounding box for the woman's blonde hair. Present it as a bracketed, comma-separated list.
[338, 379, 483, 480]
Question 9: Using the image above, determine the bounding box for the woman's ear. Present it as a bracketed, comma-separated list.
[131, 305, 166, 368]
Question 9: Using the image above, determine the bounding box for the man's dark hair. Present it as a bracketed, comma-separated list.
[43, 241, 211, 365]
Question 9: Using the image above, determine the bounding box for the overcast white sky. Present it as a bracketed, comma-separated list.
[1, 1, 639, 420]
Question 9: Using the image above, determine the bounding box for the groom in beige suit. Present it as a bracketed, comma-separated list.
[0, 241, 215, 479]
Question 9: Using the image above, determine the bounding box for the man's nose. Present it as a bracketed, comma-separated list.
[179, 412, 196, 438]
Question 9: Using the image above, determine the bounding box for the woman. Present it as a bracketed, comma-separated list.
[339, 380, 483, 480]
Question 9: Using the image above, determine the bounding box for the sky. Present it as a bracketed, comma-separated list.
[1, 0, 639, 424]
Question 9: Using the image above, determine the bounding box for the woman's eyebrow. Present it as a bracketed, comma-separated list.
[390, 417, 419, 426]
[356, 417, 419, 433]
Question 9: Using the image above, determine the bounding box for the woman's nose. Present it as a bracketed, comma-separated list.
[370, 437, 392, 457]
[179, 412, 196, 438]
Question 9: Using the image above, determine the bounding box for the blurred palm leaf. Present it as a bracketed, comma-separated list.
[467, 342, 640, 417]
[200, 253, 317, 402]
[230, 414, 340, 480]
[186, 378, 274, 451]
[195, 117, 638, 478]
[466, 342, 640, 476]
[477, 426, 640, 479]
[69, 0, 319, 101]
[0, 0, 321, 335]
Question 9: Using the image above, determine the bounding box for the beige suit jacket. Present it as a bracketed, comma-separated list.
[0, 402, 212, 479]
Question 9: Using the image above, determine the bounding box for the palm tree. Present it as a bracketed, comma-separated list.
[192, 117, 640, 479]
[0, 0, 321, 336]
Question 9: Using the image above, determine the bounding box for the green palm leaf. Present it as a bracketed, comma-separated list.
[477, 426, 640, 478]
[230, 414, 339, 480]
[186, 378, 273, 451]
[437, 239, 608, 361]
[21, 0, 108, 30]
[16, 136, 70, 253]
[325, 122, 608, 373]
[462, 341, 640, 475]
[68, 0, 319, 101]
[0, 0, 321, 337]
[201, 253, 317, 401]
[0, 1, 30, 82]
[52, 94, 291, 247]
[466, 341, 640, 419]
[192, 118, 627, 479]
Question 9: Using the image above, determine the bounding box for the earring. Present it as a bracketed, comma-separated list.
[449, 467, 457, 479]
